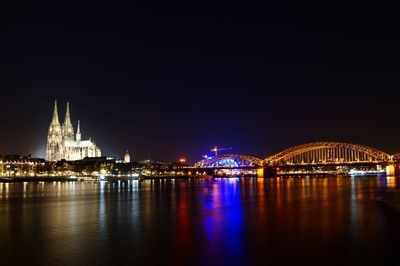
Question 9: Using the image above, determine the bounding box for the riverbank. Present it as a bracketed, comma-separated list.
[0, 175, 198, 183]
[0, 176, 77, 183]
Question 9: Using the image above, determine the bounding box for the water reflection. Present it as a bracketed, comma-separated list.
[1, 176, 400, 265]
[201, 178, 244, 264]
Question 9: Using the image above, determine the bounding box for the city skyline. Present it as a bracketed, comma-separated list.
[1, 96, 400, 162]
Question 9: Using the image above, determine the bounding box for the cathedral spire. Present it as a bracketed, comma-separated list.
[64, 102, 72, 126]
[76, 120, 81, 142]
[51, 100, 60, 125]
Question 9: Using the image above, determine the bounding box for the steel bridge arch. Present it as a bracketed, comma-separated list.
[392, 153, 400, 160]
[195, 154, 263, 168]
[263, 142, 390, 165]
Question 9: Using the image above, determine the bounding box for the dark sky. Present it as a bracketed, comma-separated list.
[1, 2, 400, 162]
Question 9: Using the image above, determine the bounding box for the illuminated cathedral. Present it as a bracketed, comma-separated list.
[45, 101, 101, 161]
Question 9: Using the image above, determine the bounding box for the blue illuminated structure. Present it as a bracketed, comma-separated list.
[195, 154, 262, 168]
[211, 158, 239, 168]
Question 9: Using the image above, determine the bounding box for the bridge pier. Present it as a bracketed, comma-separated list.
[259, 167, 277, 178]
[257, 168, 264, 178]
[386, 164, 396, 176]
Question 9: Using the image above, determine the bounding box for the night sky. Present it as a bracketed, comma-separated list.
[1, 2, 400, 162]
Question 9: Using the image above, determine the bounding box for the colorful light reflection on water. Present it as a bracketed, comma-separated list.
[1, 175, 400, 265]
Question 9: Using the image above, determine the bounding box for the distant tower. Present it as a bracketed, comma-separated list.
[76, 120, 81, 142]
[62, 102, 74, 142]
[124, 150, 131, 163]
[46, 101, 63, 161]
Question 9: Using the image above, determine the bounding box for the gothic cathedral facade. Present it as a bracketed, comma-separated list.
[45, 101, 101, 161]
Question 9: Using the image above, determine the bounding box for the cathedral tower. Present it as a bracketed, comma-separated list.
[76, 120, 81, 142]
[45, 101, 63, 161]
[62, 102, 74, 142]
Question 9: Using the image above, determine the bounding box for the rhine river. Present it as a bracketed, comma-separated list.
[1, 176, 400, 265]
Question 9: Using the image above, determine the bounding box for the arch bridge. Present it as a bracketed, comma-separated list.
[195, 154, 262, 168]
[263, 142, 391, 166]
[191, 142, 397, 176]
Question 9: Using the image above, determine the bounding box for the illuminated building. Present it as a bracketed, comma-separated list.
[46, 101, 101, 162]
[124, 150, 131, 163]
[0, 155, 46, 177]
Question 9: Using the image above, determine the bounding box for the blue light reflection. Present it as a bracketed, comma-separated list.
[201, 179, 244, 264]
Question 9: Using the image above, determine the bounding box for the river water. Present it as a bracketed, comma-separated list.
[1, 176, 400, 265]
